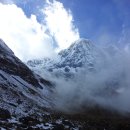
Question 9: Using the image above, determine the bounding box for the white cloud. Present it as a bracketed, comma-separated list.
[0, 0, 80, 61]
[0, 3, 54, 61]
[43, 0, 80, 51]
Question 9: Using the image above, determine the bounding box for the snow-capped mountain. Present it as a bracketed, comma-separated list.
[0, 39, 53, 116]
[27, 38, 107, 78]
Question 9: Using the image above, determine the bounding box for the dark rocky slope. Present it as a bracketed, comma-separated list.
[0, 39, 54, 116]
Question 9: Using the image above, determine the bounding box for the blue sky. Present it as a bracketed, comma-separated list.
[60, 0, 130, 42]
[16, 0, 130, 45]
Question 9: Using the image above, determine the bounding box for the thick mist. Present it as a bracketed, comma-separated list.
[52, 45, 130, 114]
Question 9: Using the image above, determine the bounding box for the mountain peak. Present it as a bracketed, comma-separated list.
[70, 38, 93, 50]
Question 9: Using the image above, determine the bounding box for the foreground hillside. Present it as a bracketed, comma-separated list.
[1, 107, 130, 130]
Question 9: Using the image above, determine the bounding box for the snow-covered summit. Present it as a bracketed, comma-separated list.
[58, 38, 96, 68]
